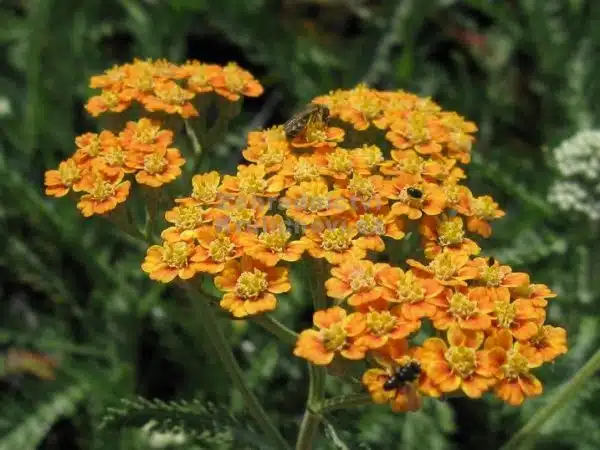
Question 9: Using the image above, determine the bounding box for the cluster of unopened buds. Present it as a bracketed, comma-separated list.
[45, 58, 567, 414]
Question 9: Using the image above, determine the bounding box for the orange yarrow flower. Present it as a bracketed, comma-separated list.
[211, 62, 264, 101]
[521, 324, 567, 363]
[141, 80, 198, 118]
[354, 209, 405, 252]
[161, 204, 214, 242]
[466, 195, 505, 237]
[76, 170, 130, 217]
[484, 330, 544, 406]
[428, 287, 493, 331]
[127, 147, 185, 187]
[325, 259, 387, 306]
[419, 215, 480, 259]
[418, 325, 503, 398]
[239, 215, 307, 266]
[142, 240, 204, 283]
[214, 256, 290, 318]
[177, 171, 223, 207]
[282, 180, 349, 225]
[190, 226, 244, 274]
[302, 223, 366, 265]
[44, 159, 84, 197]
[408, 251, 478, 287]
[294, 306, 366, 365]
[221, 164, 286, 198]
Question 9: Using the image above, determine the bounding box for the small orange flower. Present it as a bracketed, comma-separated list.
[214, 256, 290, 318]
[191, 226, 244, 274]
[408, 251, 478, 287]
[73, 132, 106, 167]
[379, 149, 426, 178]
[44, 159, 84, 197]
[354, 210, 405, 252]
[141, 80, 198, 117]
[212, 195, 270, 231]
[341, 174, 390, 210]
[161, 204, 214, 242]
[294, 306, 366, 365]
[521, 324, 568, 363]
[142, 240, 204, 282]
[490, 289, 544, 341]
[351, 144, 384, 173]
[290, 126, 345, 149]
[316, 147, 357, 181]
[418, 325, 503, 398]
[76, 170, 130, 217]
[465, 195, 505, 237]
[221, 164, 286, 198]
[176, 171, 223, 207]
[279, 155, 324, 185]
[85, 90, 132, 116]
[388, 175, 446, 220]
[179, 61, 222, 94]
[242, 140, 291, 173]
[119, 118, 174, 153]
[419, 215, 480, 259]
[239, 215, 307, 266]
[281, 181, 349, 225]
[362, 340, 424, 412]
[246, 125, 287, 149]
[89, 64, 127, 90]
[302, 224, 366, 265]
[211, 62, 263, 101]
[511, 283, 557, 308]
[484, 330, 543, 406]
[385, 111, 446, 155]
[379, 267, 442, 320]
[355, 306, 421, 349]
[325, 259, 387, 306]
[429, 287, 493, 331]
[128, 147, 185, 187]
[469, 257, 530, 302]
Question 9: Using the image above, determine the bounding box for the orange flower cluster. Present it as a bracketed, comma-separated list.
[44, 118, 184, 216]
[86, 59, 263, 117]
[44, 60, 568, 413]
[44, 59, 263, 217]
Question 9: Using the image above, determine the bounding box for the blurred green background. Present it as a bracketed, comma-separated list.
[1, 0, 600, 449]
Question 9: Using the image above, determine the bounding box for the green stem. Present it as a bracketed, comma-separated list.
[295, 257, 330, 450]
[184, 119, 203, 157]
[500, 347, 600, 450]
[191, 295, 291, 450]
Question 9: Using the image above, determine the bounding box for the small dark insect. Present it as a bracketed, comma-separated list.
[488, 256, 496, 266]
[407, 187, 423, 199]
[284, 104, 330, 139]
[383, 361, 421, 391]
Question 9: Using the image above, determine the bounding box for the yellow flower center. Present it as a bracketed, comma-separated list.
[131, 71, 154, 92]
[223, 63, 247, 92]
[395, 152, 424, 175]
[529, 327, 547, 346]
[174, 205, 205, 230]
[445, 346, 476, 378]
[437, 218, 464, 246]
[394, 272, 425, 303]
[503, 347, 529, 379]
[494, 300, 516, 328]
[355, 144, 383, 167]
[162, 241, 191, 268]
[58, 160, 80, 185]
[235, 269, 268, 299]
[238, 172, 267, 195]
[480, 265, 504, 287]
[188, 66, 212, 88]
[443, 184, 461, 206]
[405, 112, 431, 143]
[258, 228, 290, 253]
[298, 183, 330, 212]
[156, 83, 189, 105]
[192, 177, 219, 204]
[80, 135, 102, 157]
[101, 145, 126, 167]
[449, 292, 477, 318]
[101, 90, 120, 107]
[143, 153, 167, 174]
[134, 122, 160, 144]
[472, 197, 497, 219]
[263, 126, 286, 143]
[305, 123, 327, 142]
[257, 144, 286, 167]
[208, 234, 236, 262]
[321, 323, 347, 352]
[366, 310, 397, 336]
[450, 131, 472, 152]
[88, 177, 116, 201]
[327, 149, 353, 175]
[349, 265, 376, 292]
[321, 227, 353, 252]
[356, 214, 385, 236]
[429, 252, 458, 281]
[293, 158, 321, 182]
[227, 207, 255, 229]
[348, 175, 375, 200]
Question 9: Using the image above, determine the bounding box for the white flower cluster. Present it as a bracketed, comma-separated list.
[548, 130, 600, 220]
[141, 421, 187, 448]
